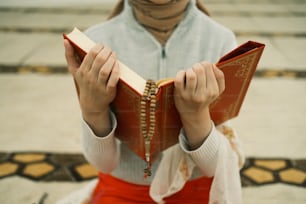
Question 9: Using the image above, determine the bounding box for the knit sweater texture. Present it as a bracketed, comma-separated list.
[82, 0, 239, 186]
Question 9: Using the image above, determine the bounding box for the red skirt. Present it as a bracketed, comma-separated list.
[91, 173, 213, 204]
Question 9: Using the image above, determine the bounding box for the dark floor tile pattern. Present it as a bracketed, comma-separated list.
[0, 152, 305, 187]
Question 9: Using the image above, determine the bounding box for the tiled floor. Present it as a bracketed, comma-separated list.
[0, 152, 305, 187]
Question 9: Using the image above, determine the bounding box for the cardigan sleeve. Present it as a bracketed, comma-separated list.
[178, 123, 221, 177]
[81, 111, 121, 173]
[178, 121, 244, 177]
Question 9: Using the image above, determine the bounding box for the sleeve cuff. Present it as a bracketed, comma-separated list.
[81, 111, 118, 153]
[179, 122, 221, 176]
[82, 111, 117, 138]
[81, 111, 120, 173]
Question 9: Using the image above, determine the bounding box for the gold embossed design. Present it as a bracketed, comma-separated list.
[225, 53, 257, 79]
[217, 52, 258, 121]
[233, 53, 256, 116]
[232, 55, 256, 79]
[222, 103, 235, 121]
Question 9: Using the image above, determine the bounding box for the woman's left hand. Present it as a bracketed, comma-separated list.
[174, 62, 225, 149]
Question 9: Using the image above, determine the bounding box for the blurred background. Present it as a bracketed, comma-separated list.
[0, 0, 305, 203]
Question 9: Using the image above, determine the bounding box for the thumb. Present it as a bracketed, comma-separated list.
[64, 39, 80, 76]
[213, 64, 225, 94]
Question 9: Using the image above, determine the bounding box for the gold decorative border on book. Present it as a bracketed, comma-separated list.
[220, 52, 258, 117]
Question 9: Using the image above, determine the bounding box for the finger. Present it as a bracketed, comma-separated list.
[81, 44, 103, 72]
[213, 65, 225, 94]
[174, 70, 186, 93]
[91, 46, 112, 76]
[97, 53, 116, 85]
[204, 63, 219, 96]
[185, 68, 197, 94]
[64, 39, 80, 76]
[106, 61, 120, 92]
[192, 63, 206, 93]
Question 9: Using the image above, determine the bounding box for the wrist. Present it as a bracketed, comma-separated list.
[82, 109, 109, 119]
[180, 107, 210, 124]
[82, 109, 112, 137]
[180, 108, 212, 150]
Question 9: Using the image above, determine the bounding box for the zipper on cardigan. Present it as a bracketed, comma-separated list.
[159, 47, 167, 78]
[161, 47, 166, 58]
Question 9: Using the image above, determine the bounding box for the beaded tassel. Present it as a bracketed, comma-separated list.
[140, 80, 157, 178]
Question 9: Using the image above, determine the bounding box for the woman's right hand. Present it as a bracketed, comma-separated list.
[64, 39, 120, 136]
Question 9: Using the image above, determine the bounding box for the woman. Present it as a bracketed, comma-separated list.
[63, 0, 244, 203]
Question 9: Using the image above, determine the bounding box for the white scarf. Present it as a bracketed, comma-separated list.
[149, 124, 245, 204]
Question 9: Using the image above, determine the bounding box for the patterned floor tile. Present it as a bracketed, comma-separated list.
[0, 152, 305, 188]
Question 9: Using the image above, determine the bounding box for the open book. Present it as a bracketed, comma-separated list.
[64, 28, 265, 174]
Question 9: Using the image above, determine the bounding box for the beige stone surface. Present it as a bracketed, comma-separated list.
[0, 1, 305, 204]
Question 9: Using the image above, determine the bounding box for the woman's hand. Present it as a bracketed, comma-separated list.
[174, 62, 225, 149]
[64, 39, 120, 136]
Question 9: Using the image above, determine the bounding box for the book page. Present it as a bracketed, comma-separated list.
[65, 28, 147, 95]
[119, 62, 147, 95]
[156, 78, 174, 87]
[66, 28, 95, 53]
